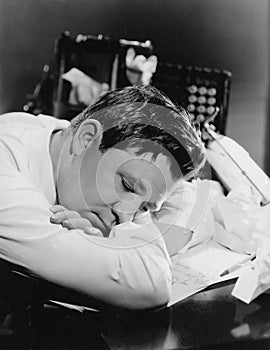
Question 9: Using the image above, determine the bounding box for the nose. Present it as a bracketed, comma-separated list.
[112, 195, 145, 224]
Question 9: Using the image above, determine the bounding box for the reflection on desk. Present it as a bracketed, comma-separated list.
[0, 276, 270, 349]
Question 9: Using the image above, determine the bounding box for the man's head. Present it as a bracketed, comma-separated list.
[52, 85, 205, 236]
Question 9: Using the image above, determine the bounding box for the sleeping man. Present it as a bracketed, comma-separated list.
[0, 85, 206, 309]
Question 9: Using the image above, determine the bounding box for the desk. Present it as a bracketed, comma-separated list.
[0, 278, 270, 350]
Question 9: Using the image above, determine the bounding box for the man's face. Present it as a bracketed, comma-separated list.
[57, 139, 175, 236]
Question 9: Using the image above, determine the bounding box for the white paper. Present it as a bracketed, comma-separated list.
[169, 242, 249, 306]
[48, 300, 99, 313]
[232, 235, 270, 303]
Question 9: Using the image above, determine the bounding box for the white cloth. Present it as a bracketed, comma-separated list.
[62, 68, 109, 106]
[0, 112, 171, 309]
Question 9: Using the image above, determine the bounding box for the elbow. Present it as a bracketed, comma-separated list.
[122, 264, 172, 310]
[139, 272, 172, 309]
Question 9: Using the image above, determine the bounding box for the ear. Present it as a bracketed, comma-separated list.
[71, 119, 103, 156]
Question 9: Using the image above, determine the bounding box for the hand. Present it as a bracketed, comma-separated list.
[50, 205, 103, 237]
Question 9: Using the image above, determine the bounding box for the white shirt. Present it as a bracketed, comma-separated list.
[0, 112, 172, 309]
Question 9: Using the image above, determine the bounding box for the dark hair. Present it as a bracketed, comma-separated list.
[70, 85, 206, 179]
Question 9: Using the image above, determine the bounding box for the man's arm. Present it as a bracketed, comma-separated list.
[0, 166, 171, 309]
[153, 180, 216, 252]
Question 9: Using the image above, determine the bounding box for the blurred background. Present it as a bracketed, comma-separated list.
[0, 0, 269, 171]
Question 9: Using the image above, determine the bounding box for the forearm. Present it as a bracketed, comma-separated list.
[0, 221, 171, 309]
[154, 179, 216, 251]
[154, 222, 193, 256]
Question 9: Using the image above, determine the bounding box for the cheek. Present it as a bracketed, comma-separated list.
[79, 167, 116, 207]
[58, 182, 82, 210]
[96, 174, 118, 204]
[80, 169, 100, 204]
[57, 169, 77, 207]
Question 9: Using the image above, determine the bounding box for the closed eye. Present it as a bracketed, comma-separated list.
[121, 177, 135, 193]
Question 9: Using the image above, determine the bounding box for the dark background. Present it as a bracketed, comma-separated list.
[0, 0, 269, 170]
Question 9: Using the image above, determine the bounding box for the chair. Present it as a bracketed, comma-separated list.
[24, 32, 232, 135]
[24, 32, 154, 120]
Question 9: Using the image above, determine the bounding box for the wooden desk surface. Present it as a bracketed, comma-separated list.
[0, 278, 270, 350]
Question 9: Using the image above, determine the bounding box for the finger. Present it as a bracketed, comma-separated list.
[62, 218, 93, 230]
[84, 226, 103, 237]
[50, 210, 81, 224]
[50, 205, 67, 213]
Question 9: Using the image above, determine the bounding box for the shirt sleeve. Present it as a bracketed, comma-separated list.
[0, 165, 172, 309]
[153, 179, 216, 251]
